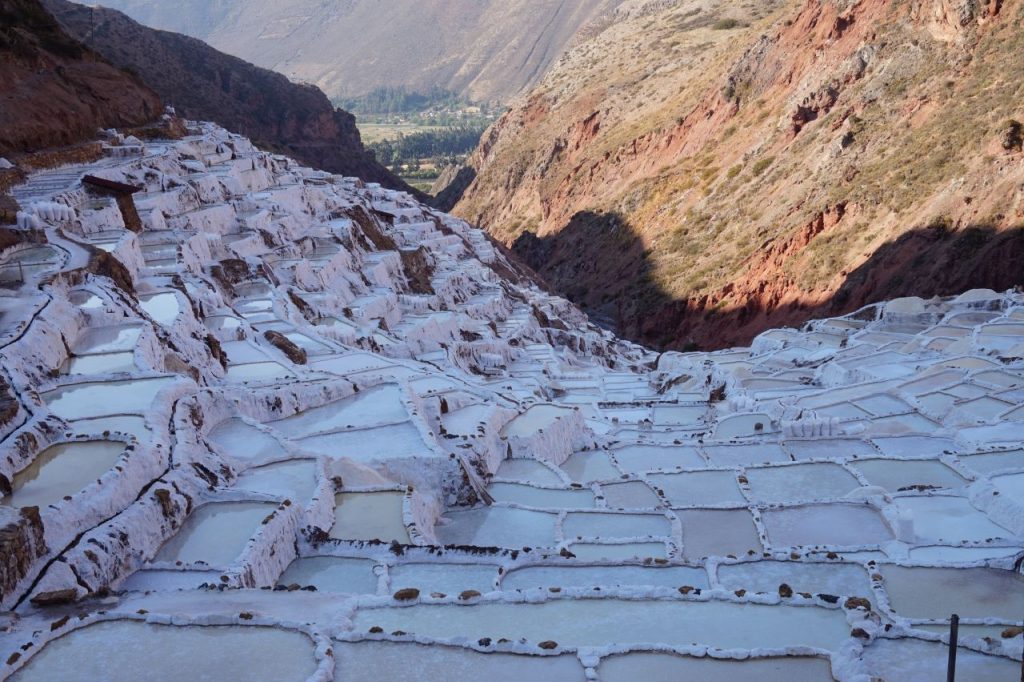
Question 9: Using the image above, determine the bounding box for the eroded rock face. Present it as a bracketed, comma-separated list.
[452, 0, 1024, 350]
[0, 0, 162, 157]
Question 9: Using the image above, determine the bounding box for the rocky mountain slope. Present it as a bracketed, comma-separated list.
[94, 0, 625, 102]
[42, 0, 414, 194]
[450, 0, 1024, 350]
[0, 0, 161, 157]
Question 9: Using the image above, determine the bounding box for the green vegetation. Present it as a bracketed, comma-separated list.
[750, 156, 775, 176]
[368, 124, 488, 169]
[350, 88, 499, 193]
[338, 86, 464, 116]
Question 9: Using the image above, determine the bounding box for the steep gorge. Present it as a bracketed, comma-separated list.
[42, 0, 414, 194]
[451, 0, 1024, 349]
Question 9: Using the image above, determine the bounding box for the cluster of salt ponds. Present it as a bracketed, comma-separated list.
[6, 128, 1024, 682]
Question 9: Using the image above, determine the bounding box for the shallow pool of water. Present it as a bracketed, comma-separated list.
[233, 460, 317, 502]
[762, 504, 894, 548]
[600, 480, 662, 508]
[599, 653, 834, 682]
[649, 470, 746, 506]
[334, 641, 585, 682]
[298, 422, 433, 462]
[153, 502, 275, 566]
[63, 352, 137, 375]
[563, 511, 671, 540]
[881, 565, 1024, 620]
[1, 441, 125, 508]
[678, 509, 761, 560]
[208, 418, 286, 463]
[272, 385, 407, 438]
[488, 482, 595, 509]
[745, 463, 862, 503]
[390, 562, 498, 595]
[331, 492, 410, 543]
[850, 459, 966, 492]
[436, 506, 556, 548]
[566, 542, 668, 560]
[494, 458, 564, 486]
[893, 496, 1011, 544]
[352, 598, 852, 651]
[861, 637, 1018, 681]
[718, 561, 872, 602]
[560, 451, 621, 483]
[503, 564, 707, 591]
[44, 377, 176, 420]
[500, 404, 574, 437]
[611, 445, 705, 473]
[139, 292, 181, 326]
[10, 621, 317, 682]
[278, 556, 378, 593]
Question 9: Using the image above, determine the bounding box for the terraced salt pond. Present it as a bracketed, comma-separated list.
[278, 556, 379, 593]
[352, 599, 852, 651]
[9, 124, 1024, 682]
[598, 653, 835, 682]
[43, 377, 177, 420]
[334, 641, 585, 682]
[153, 502, 275, 566]
[331, 492, 410, 543]
[9, 621, 317, 682]
[0, 441, 125, 508]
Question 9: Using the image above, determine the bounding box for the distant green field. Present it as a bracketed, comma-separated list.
[358, 123, 446, 144]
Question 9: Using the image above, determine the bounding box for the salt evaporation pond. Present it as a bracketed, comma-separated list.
[437, 506, 556, 547]
[678, 509, 761, 559]
[278, 556, 379, 593]
[10, 621, 317, 682]
[63, 351, 136, 375]
[500, 404, 574, 437]
[153, 502, 275, 565]
[599, 652, 835, 682]
[331, 492, 410, 543]
[72, 324, 142, 353]
[601, 480, 662, 508]
[139, 292, 181, 325]
[563, 511, 671, 539]
[745, 463, 862, 503]
[893, 496, 1011, 543]
[560, 451, 620, 482]
[43, 377, 176, 420]
[881, 565, 1024, 620]
[649, 470, 746, 506]
[69, 415, 148, 439]
[208, 418, 286, 463]
[334, 641, 585, 682]
[272, 385, 407, 437]
[762, 504, 894, 547]
[567, 542, 668, 560]
[232, 460, 317, 501]
[611, 445, 705, 473]
[489, 482, 595, 508]
[352, 599, 851, 650]
[1, 441, 124, 508]
[502, 564, 708, 591]
[495, 458, 564, 486]
[298, 422, 433, 462]
[860, 638, 1020, 681]
[717, 561, 872, 601]
[850, 459, 967, 491]
[389, 562, 498, 595]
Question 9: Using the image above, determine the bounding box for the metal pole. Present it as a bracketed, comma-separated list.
[947, 613, 959, 682]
